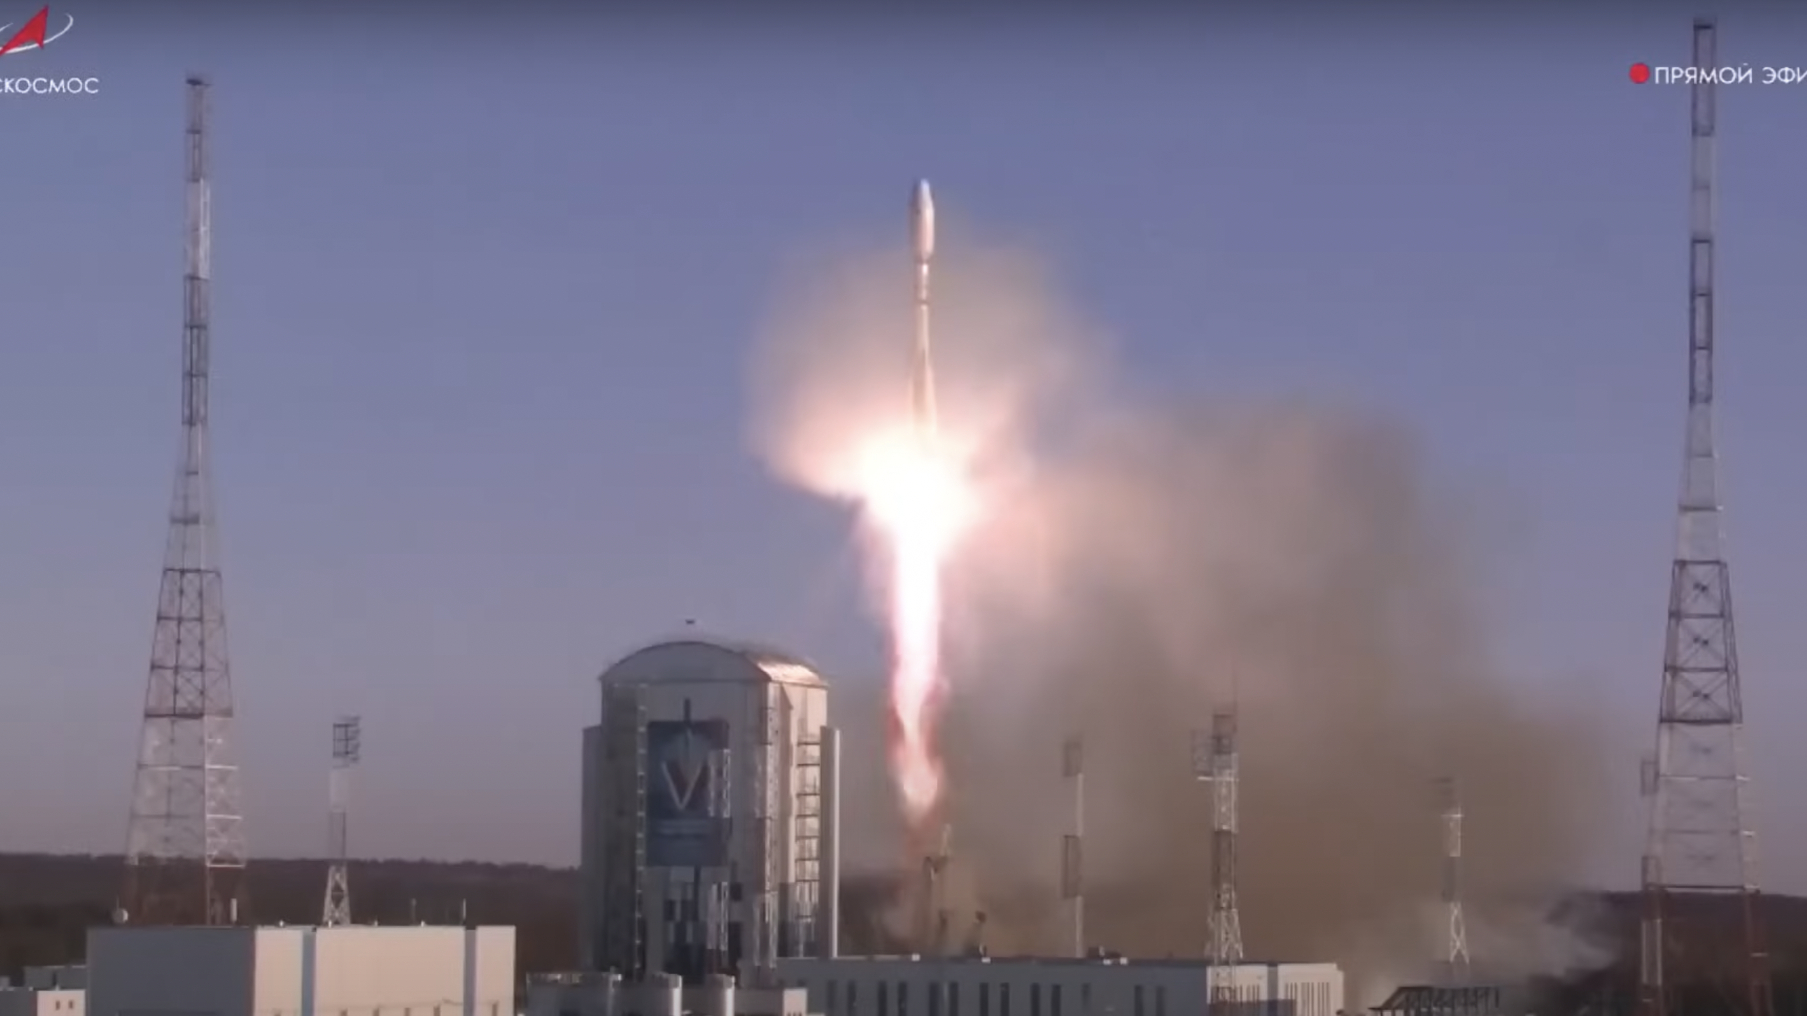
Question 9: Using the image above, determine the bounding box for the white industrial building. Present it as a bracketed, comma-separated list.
[527, 972, 812, 1016]
[580, 638, 843, 983]
[82, 924, 514, 1016]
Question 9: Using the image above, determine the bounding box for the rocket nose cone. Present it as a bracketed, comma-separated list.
[911, 179, 935, 260]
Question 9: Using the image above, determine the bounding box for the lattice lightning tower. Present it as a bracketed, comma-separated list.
[1437, 777, 1471, 984]
[1193, 701, 1243, 1012]
[1060, 735, 1085, 957]
[322, 716, 362, 926]
[1639, 20, 1773, 1016]
[122, 76, 247, 927]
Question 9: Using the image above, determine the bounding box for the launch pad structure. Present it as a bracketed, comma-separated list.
[1193, 701, 1244, 1016]
[558, 626, 1348, 1016]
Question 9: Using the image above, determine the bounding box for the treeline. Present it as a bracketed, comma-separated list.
[0, 853, 578, 979]
[0, 854, 911, 983]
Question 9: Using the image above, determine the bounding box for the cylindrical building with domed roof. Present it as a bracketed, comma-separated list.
[579, 636, 842, 987]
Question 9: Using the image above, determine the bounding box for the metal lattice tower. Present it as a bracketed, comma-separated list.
[122, 75, 247, 928]
[1437, 777, 1471, 984]
[1193, 702, 1243, 1010]
[1639, 20, 1773, 1016]
[1060, 735, 1085, 958]
[321, 716, 362, 926]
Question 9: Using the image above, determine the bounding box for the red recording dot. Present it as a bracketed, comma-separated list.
[1631, 62, 1652, 84]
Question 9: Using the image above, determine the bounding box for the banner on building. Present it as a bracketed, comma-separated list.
[645, 719, 731, 867]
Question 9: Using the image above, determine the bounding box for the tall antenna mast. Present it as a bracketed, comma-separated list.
[1060, 735, 1084, 957]
[322, 716, 362, 926]
[122, 75, 247, 928]
[1436, 777, 1471, 984]
[1192, 696, 1243, 1014]
[1639, 20, 1774, 1016]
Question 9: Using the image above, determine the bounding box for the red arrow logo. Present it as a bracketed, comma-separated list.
[0, 7, 50, 57]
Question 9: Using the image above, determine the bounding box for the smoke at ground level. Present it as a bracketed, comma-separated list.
[831, 408, 1615, 997]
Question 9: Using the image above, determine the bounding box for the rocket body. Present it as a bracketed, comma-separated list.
[910, 179, 937, 442]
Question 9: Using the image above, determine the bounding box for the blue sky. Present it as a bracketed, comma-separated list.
[2, 2, 1806, 884]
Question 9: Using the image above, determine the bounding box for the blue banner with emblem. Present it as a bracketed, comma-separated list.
[645, 718, 730, 867]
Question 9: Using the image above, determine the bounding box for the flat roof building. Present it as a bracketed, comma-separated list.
[527, 957, 1343, 1016]
[776, 956, 1342, 1016]
[84, 925, 514, 1016]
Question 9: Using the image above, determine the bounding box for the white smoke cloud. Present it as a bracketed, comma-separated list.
[747, 225, 1615, 994]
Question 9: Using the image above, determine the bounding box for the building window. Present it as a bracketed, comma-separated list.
[1031, 984, 1041, 1016]
[980, 983, 991, 1016]
[1155, 987, 1165, 1016]
[899, 982, 909, 1016]
[829, 981, 840, 1016]
[930, 983, 943, 1016]
[850, 982, 859, 1016]
[1133, 986, 1144, 1016]
[951, 983, 962, 1016]
[880, 981, 891, 1016]
[1051, 986, 1061, 1016]
[1080, 985, 1091, 1016]
[1000, 983, 1011, 1016]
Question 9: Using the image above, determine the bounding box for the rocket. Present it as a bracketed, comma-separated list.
[910, 179, 937, 442]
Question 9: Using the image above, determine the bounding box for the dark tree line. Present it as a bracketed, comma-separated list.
[0, 854, 578, 980]
[0, 855, 909, 983]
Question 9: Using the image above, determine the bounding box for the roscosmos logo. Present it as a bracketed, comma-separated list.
[0, 6, 74, 58]
[0, 5, 97, 96]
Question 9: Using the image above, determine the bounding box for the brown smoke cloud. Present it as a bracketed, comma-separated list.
[747, 223, 1615, 999]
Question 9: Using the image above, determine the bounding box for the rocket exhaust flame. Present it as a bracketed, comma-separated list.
[747, 190, 1609, 983]
[746, 180, 981, 847]
[874, 179, 963, 832]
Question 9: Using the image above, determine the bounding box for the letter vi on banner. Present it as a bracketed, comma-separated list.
[645, 719, 732, 867]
